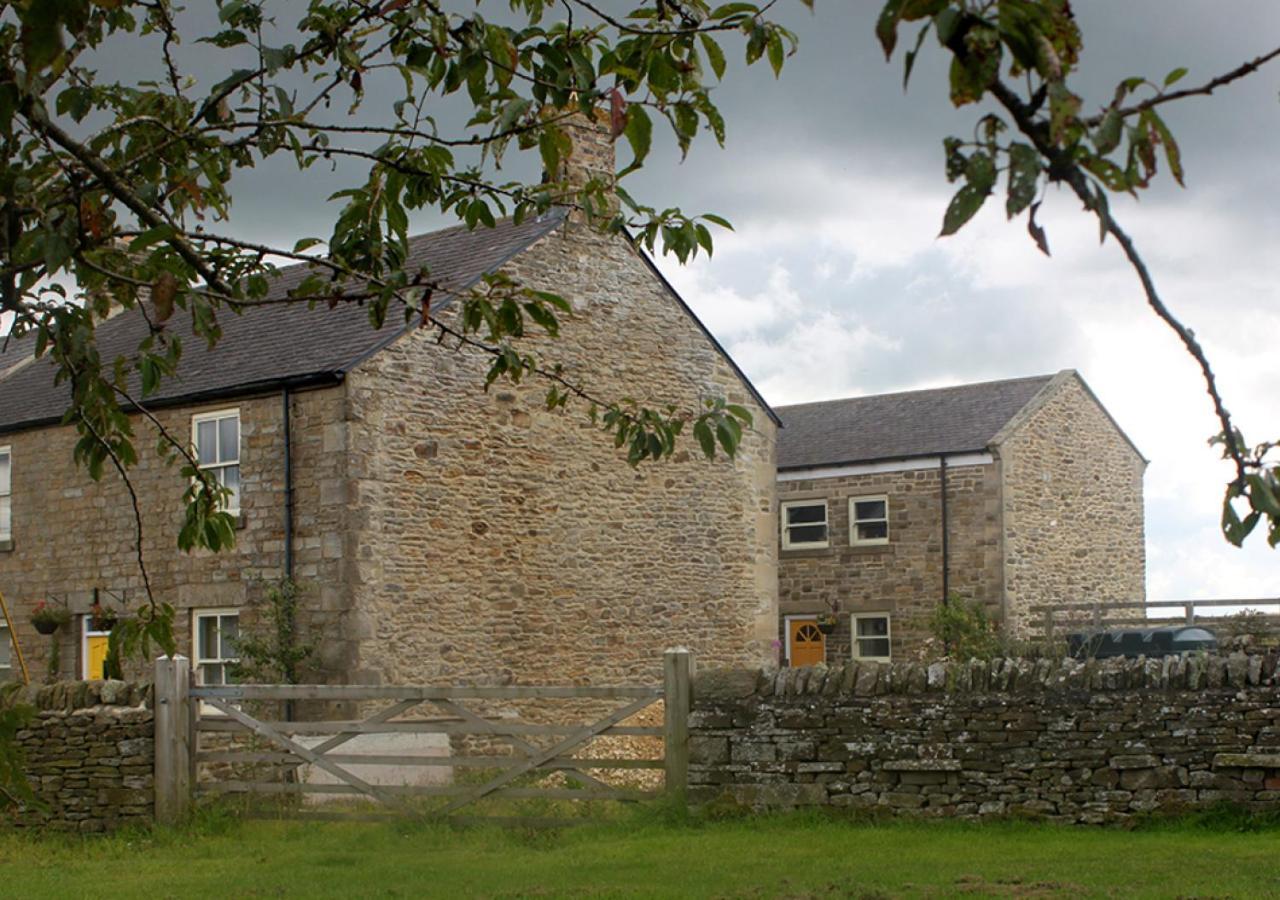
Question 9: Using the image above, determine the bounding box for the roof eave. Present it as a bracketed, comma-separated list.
[0, 370, 345, 437]
[777, 446, 991, 472]
[626, 235, 781, 427]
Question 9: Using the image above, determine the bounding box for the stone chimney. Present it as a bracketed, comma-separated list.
[549, 107, 617, 223]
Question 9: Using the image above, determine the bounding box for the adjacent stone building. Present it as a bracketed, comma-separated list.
[0, 127, 778, 689]
[775, 371, 1145, 665]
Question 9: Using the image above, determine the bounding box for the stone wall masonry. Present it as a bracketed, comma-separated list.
[345, 219, 778, 689]
[689, 654, 1280, 823]
[999, 374, 1146, 636]
[0, 385, 357, 683]
[778, 462, 1002, 661]
[3, 680, 153, 832]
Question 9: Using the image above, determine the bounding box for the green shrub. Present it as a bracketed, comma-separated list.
[929, 594, 1001, 661]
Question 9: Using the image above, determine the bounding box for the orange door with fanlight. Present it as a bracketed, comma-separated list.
[788, 618, 826, 667]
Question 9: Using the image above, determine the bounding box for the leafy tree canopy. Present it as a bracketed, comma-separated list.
[0, 0, 1278, 645]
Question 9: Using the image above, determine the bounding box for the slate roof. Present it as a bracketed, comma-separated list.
[0, 212, 567, 433]
[0, 209, 779, 432]
[776, 374, 1057, 470]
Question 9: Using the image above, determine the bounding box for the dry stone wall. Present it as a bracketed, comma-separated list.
[3, 680, 153, 832]
[690, 654, 1280, 823]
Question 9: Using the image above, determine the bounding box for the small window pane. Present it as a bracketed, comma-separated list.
[857, 617, 889, 637]
[858, 638, 891, 658]
[198, 616, 219, 659]
[199, 662, 224, 686]
[219, 616, 239, 658]
[787, 503, 825, 525]
[222, 465, 241, 510]
[854, 499, 886, 521]
[0, 496, 10, 540]
[0, 626, 11, 669]
[857, 521, 888, 541]
[197, 420, 218, 464]
[0, 452, 11, 495]
[218, 416, 239, 464]
[789, 524, 827, 545]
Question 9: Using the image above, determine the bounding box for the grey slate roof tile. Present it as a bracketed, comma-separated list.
[776, 374, 1055, 469]
[0, 212, 566, 432]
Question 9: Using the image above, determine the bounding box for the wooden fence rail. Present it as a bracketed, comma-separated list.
[152, 647, 693, 827]
[1031, 598, 1280, 636]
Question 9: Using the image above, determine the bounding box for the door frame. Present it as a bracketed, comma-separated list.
[783, 614, 826, 666]
[81, 616, 112, 680]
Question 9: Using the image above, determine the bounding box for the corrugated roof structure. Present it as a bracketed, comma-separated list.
[0, 212, 567, 433]
[777, 374, 1056, 470]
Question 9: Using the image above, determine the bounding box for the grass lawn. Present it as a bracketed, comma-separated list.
[3, 806, 1280, 898]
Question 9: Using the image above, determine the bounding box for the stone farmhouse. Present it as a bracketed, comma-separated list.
[775, 371, 1146, 666]
[0, 125, 779, 689]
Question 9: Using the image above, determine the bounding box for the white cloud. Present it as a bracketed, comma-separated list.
[656, 148, 1280, 603]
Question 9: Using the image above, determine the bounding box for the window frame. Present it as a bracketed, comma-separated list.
[781, 499, 830, 550]
[849, 494, 890, 546]
[851, 612, 892, 662]
[0, 444, 12, 544]
[191, 408, 241, 516]
[192, 608, 241, 688]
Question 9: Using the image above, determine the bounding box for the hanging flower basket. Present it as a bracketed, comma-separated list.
[30, 600, 71, 635]
[88, 603, 117, 632]
[816, 614, 838, 635]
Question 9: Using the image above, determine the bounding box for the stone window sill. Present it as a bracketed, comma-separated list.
[780, 547, 834, 559]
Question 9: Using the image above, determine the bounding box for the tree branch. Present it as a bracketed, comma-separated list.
[1084, 45, 1280, 127]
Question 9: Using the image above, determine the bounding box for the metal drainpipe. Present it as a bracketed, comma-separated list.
[940, 455, 950, 607]
[281, 387, 295, 724]
[282, 386, 294, 581]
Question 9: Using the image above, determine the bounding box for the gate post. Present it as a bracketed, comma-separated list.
[663, 647, 693, 807]
[154, 655, 193, 825]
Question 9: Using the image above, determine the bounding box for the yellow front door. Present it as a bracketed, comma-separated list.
[788, 619, 826, 667]
[85, 633, 110, 680]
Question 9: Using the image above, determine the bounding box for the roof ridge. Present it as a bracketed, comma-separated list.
[258, 208, 568, 284]
[775, 373, 1057, 410]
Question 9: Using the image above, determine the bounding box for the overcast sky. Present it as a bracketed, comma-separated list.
[82, 2, 1279, 603]
[624, 1, 1279, 605]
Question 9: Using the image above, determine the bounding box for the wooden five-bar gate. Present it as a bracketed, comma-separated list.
[153, 649, 692, 826]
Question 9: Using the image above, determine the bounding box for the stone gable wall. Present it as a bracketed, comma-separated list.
[690, 655, 1280, 823]
[778, 462, 1002, 663]
[0, 386, 356, 683]
[999, 375, 1146, 636]
[344, 221, 778, 687]
[3, 680, 153, 832]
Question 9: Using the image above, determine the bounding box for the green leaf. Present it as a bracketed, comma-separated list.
[1005, 142, 1040, 218]
[766, 33, 785, 77]
[293, 237, 323, 253]
[622, 105, 653, 173]
[1163, 66, 1188, 87]
[20, 7, 64, 73]
[694, 419, 716, 459]
[1026, 201, 1050, 256]
[876, 0, 906, 59]
[700, 34, 727, 80]
[1145, 109, 1184, 187]
[902, 23, 930, 90]
[1093, 108, 1123, 155]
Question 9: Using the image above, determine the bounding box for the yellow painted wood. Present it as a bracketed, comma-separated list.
[85, 634, 110, 680]
[788, 618, 825, 668]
